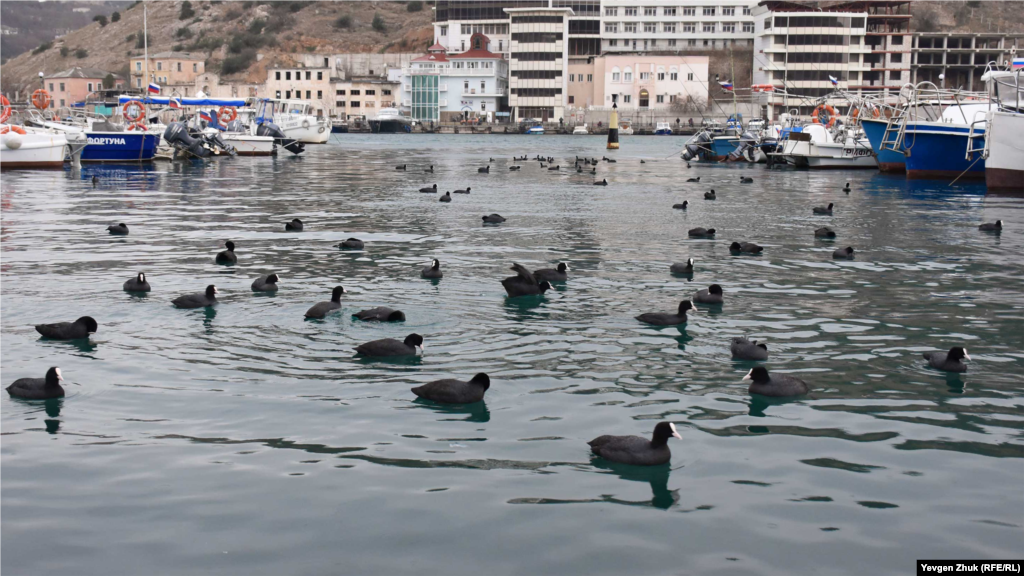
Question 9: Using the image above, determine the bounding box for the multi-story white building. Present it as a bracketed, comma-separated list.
[506, 7, 572, 121]
[401, 33, 509, 123]
[599, 1, 758, 53]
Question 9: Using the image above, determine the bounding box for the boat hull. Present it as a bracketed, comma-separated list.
[711, 137, 739, 160]
[654, 129, 673, 135]
[370, 120, 412, 134]
[274, 116, 330, 143]
[860, 118, 906, 174]
[985, 111, 1024, 190]
[1, 132, 68, 169]
[903, 122, 985, 179]
[224, 134, 275, 156]
[81, 132, 160, 162]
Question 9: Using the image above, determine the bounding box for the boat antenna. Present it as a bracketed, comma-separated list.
[143, 2, 149, 101]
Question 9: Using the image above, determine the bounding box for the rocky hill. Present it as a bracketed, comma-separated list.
[1, 0, 434, 97]
[913, 1, 1024, 34]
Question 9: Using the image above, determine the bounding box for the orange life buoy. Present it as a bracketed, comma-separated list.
[750, 84, 775, 93]
[1, 125, 28, 135]
[122, 100, 146, 122]
[218, 106, 237, 123]
[31, 89, 51, 110]
[812, 104, 837, 128]
[0, 95, 11, 123]
[126, 122, 147, 131]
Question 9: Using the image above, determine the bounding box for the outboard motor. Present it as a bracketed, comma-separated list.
[257, 122, 305, 155]
[163, 122, 211, 158]
[728, 130, 758, 162]
[682, 131, 712, 161]
[203, 132, 237, 156]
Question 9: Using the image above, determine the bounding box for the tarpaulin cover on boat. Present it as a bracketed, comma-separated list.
[117, 96, 246, 107]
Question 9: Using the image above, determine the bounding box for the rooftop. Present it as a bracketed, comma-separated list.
[45, 67, 120, 80]
[136, 51, 205, 61]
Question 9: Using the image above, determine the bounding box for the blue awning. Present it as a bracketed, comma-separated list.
[118, 95, 246, 107]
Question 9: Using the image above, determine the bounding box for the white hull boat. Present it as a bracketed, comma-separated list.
[779, 124, 877, 169]
[1, 126, 70, 169]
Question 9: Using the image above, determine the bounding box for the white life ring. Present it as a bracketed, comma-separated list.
[318, 126, 325, 134]
[302, 119, 310, 130]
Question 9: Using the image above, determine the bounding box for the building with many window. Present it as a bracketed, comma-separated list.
[44, 67, 125, 108]
[506, 7, 572, 121]
[912, 32, 1024, 90]
[401, 34, 509, 123]
[266, 66, 334, 117]
[592, 54, 709, 110]
[129, 51, 204, 93]
[599, 0, 758, 53]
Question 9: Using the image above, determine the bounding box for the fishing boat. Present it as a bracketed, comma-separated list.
[975, 66, 1024, 190]
[654, 122, 673, 135]
[524, 119, 544, 135]
[775, 121, 876, 169]
[249, 97, 330, 143]
[572, 123, 590, 135]
[118, 96, 274, 157]
[618, 120, 633, 135]
[369, 107, 412, 134]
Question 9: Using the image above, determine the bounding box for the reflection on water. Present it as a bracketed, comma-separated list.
[2, 135, 1022, 575]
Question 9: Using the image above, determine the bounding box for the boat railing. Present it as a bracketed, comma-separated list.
[965, 108, 991, 161]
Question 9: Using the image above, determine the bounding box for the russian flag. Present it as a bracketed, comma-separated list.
[148, 82, 161, 94]
[829, 75, 839, 86]
[719, 80, 733, 91]
[199, 110, 213, 123]
[169, 97, 181, 109]
[1013, 57, 1024, 70]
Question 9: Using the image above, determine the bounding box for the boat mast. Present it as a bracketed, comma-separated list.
[731, 52, 737, 120]
[143, 3, 149, 99]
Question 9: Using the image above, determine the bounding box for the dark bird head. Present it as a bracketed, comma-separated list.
[652, 421, 682, 446]
[994, 220, 1003, 229]
[538, 281, 551, 292]
[730, 241, 742, 251]
[119, 223, 127, 228]
[404, 333, 424, 352]
[686, 257, 694, 269]
[331, 286, 346, 302]
[470, 373, 491, 390]
[432, 183, 437, 190]
[708, 284, 723, 295]
[678, 300, 696, 314]
[757, 342, 768, 351]
[46, 367, 63, 386]
[136, 272, 146, 283]
[431, 259, 440, 270]
[75, 316, 99, 334]
[706, 228, 716, 235]
[556, 262, 568, 273]
[267, 273, 280, 284]
[291, 218, 303, 225]
[743, 366, 770, 383]
[681, 201, 688, 208]
[842, 247, 854, 255]
[206, 285, 218, 298]
[947, 347, 971, 362]
[819, 227, 836, 237]
[225, 241, 235, 252]
[827, 203, 834, 210]
[387, 310, 407, 322]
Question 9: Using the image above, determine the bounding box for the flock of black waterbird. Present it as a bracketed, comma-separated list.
[7, 153, 1002, 466]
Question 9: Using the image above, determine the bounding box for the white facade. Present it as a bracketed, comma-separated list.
[600, 0, 758, 53]
[506, 8, 572, 122]
[399, 35, 508, 122]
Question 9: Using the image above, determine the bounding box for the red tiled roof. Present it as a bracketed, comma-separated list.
[412, 53, 449, 63]
[427, 42, 447, 52]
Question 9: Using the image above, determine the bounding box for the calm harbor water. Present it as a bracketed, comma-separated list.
[2, 135, 1022, 575]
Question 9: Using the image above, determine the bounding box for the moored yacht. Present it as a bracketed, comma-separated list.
[369, 108, 412, 133]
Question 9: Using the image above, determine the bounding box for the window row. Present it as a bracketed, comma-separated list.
[138, 61, 199, 73]
[511, 15, 563, 24]
[607, 38, 753, 48]
[334, 89, 389, 96]
[567, 73, 594, 82]
[604, 22, 753, 33]
[511, 32, 563, 43]
[771, 16, 865, 29]
[511, 88, 563, 97]
[275, 70, 325, 81]
[512, 70, 562, 79]
[459, 23, 509, 35]
[604, 6, 751, 17]
[511, 52, 562, 61]
[776, 34, 852, 46]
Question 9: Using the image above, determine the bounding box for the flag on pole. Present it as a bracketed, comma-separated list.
[719, 80, 733, 91]
[1013, 57, 1024, 70]
[829, 75, 839, 86]
[169, 97, 181, 109]
[199, 110, 213, 123]
[148, 82, 161, 94]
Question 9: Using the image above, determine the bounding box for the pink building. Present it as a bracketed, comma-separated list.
[44, 67, 125, 108]
[593, 55, 709, 110]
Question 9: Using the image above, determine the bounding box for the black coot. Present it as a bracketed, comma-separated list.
[421, 259, 443, 279]
[482, 214, 506, 224]
[304, 286, 345, 319]
[355, 333, 424, 357]
[730, 241, 763, 254]
[815, 227, 836, 238]
[978, 220, 1002, 232]
[107, 223, 129, 235]
[693, 284, 724, 304]
[688, 227, 715, 237]
[251, 273, 280, 292]
[352, 307, 406, 322]
[534, 262, 569, 282]
[7, 367, 65, 400]
[478, 166, 490, 173]
[439, 192, 451, 203]
[673, 201, 688, 210]
[812, 203, 834, 215]
[501, 263, 551, 297]
[744, 367, 808, 397]
[454, 187, 471, 194]
[832, 247, 854, 259]
[686, 177, 700, 183]
[419, 184, 437, 193]
[731, 337, 768, 361]
[923, 347, 970, 373]
[636, 301, 696, 325]
[172, 285, 218, 309]
[593, 179, 608, 186]
[216, 241, 237, 264]
[337, 238, 364, 249]
[704, 190, 716, 200]
[411, 373, 490, 404]
[285, 218, 304, 231]
[588, 422, 681, 466]
[35, 316, 98, 340]
[123, 272, 151, 292]
[670, 258, 694, 274]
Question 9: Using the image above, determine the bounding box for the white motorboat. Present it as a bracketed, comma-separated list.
[777, 123, 877, 169]
[572, 123, 590, 135]
[618, 120, 633, 135]
[250, 98, 330, 144]
[369, 108, 412, 133]
[1, 124, 71, 169]
[976, 68, 1023, 190]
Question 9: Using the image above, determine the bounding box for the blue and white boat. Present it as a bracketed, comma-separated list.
[860, 117, 906, 173]
[654, 122, 673, 135]
[26, 106, 160, 163]
[524, 119, 544, 135]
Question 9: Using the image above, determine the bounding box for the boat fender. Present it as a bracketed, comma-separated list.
[2, 131, 24, 150]
[302, 119, 310, 130]
[318, 126, 325, 134]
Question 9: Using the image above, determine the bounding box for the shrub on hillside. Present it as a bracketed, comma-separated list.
[176, 27, 193, 39]
[179, 1, 195, 20]
[224, 7, 243, 21]
[60, 46, 70, 57]
[94, 15, 108, 27]
[221, 49, 256, 75]
[189, 34, 224, 53]
[248, 18, 266, 34]
[229, 31, 275, 54]
[75, 48, 88, 59]
[135, 31, 147, 49]
[333, 15, 352, 29]
[288, 2, 305, 13]
[407, 1, 423, 12]
[111, 11, 121, 22]
[32, 41, 53, 55]
[372, 13, 386, 33]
